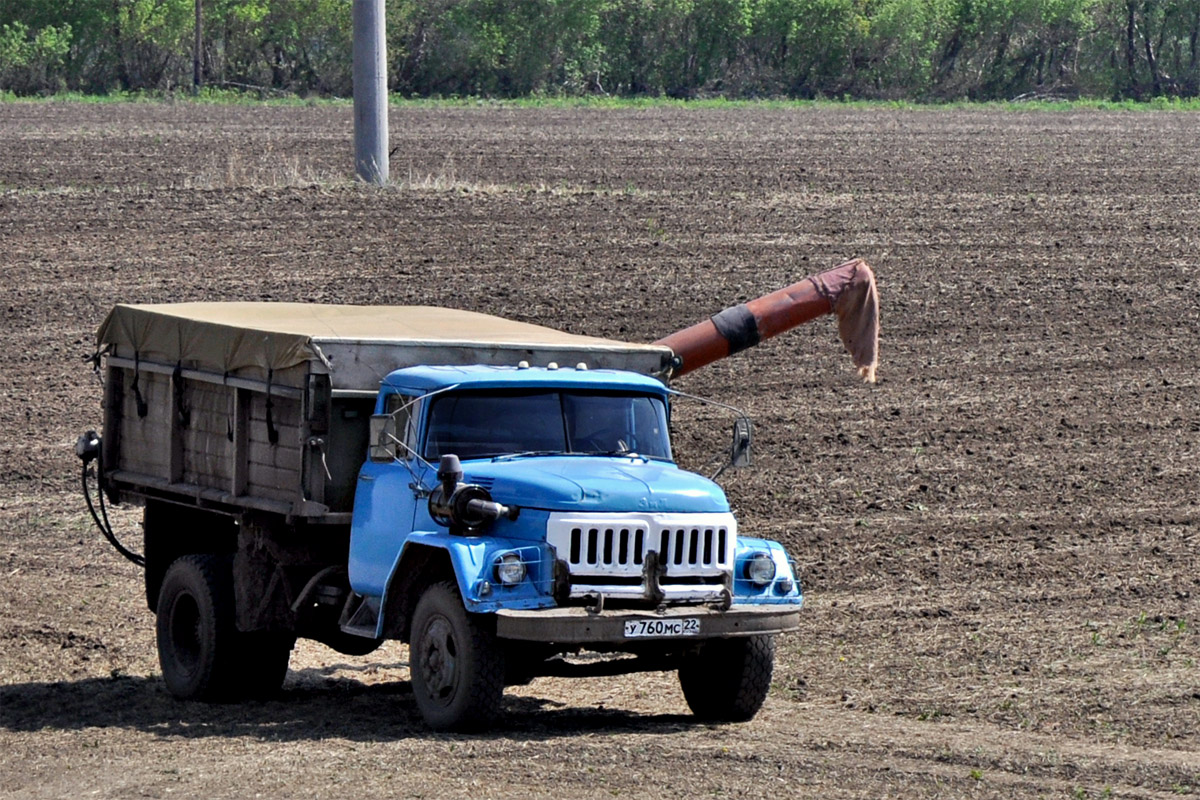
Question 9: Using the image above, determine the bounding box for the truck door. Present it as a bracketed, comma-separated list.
[348, 392, 424, 597]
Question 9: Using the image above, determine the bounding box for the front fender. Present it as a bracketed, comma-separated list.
[379, 531, 558, 632]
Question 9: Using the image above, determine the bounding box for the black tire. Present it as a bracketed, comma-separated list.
[409, 581, 505, 731]
[678, 635, 775, 722]
[156, 554, 293, 701]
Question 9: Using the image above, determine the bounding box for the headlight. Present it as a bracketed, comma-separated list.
[494, 553, 527, 586]
[745, 552, 776, 586]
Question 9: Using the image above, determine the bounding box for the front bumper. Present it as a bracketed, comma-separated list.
[495, 604, 800, 644]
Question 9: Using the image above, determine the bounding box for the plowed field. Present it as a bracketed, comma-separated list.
[1, 101, 1198, 799]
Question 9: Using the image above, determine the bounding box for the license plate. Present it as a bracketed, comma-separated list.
[623, 617, 700, 639]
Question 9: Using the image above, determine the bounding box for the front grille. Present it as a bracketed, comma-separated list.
[548, 512, 736, 578]
[569, 526, 646, 567]
[564, 525, 730, 571]
[660, 526, 728, 568]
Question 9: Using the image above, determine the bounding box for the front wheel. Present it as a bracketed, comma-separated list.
[409, 581, 505, 731]
[678, 635, 775, 722]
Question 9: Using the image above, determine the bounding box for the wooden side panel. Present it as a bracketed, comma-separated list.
[180, 381, 235, 490]
[99, 349, 348, 517]
[116, 370, 172, 479]
[108, 365, 309, 505]
[246, 392, 304, 502]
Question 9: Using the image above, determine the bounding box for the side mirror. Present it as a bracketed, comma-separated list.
[369, 414, 395, 462]
[730, 417, 753, 469]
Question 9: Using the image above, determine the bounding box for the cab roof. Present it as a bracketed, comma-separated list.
[381, 364, 669, 396]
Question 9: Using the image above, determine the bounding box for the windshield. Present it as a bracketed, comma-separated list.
[423, 390, 671, 461]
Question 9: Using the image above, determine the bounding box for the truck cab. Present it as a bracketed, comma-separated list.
[343, 364, 802, 729]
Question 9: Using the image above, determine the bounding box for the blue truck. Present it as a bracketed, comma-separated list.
[79, 267, 877, 730]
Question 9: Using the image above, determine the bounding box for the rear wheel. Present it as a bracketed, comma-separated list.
[156, 554, 292, 701]
[409, 581, 505, 731]
[678, 635, 775, 722]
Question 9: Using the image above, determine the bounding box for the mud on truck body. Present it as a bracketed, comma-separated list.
[78, 260, 879, 731]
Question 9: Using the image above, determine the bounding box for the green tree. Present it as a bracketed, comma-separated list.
[746, 0, 869, 96]
[0, 20, 72, 93]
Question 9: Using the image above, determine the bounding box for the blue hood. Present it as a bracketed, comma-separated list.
[458, 456, 729, 514]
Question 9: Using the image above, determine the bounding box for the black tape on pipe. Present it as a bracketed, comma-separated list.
[710, 304, 761, 356]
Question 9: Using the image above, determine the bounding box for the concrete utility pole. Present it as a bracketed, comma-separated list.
[352, 0, 389, 185]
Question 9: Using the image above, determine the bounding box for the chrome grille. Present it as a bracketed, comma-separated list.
[568, 526, 648, 567]
[548, 512, 736, 577]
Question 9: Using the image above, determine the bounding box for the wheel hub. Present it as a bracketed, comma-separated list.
[418, 616, 458, 702]
[169, 593, 202, 675]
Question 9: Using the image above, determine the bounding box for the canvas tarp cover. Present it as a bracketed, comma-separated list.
[97, 302, 667, 381]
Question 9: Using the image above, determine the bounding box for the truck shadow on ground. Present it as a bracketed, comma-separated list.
[0, 669, 697, 741]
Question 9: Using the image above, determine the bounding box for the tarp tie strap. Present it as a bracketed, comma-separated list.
[265, 369, 279, 445]
[172, 362, 191, 428]
[84, 344, 111, 388]
[132, 352, 148, 418]
[225, 372, 234, 442]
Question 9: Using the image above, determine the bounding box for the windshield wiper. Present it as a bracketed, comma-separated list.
[490, 448, 668, 461]
[592, 450, 670, 461]
[491, 450, 570, 461]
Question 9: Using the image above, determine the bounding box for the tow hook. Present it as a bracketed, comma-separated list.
[707, 575, 734, 611]
[642, 551, 667, 605]
[584, 593, 605, 615]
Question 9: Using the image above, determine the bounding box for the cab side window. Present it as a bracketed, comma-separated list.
[383, 393, 417, 460]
